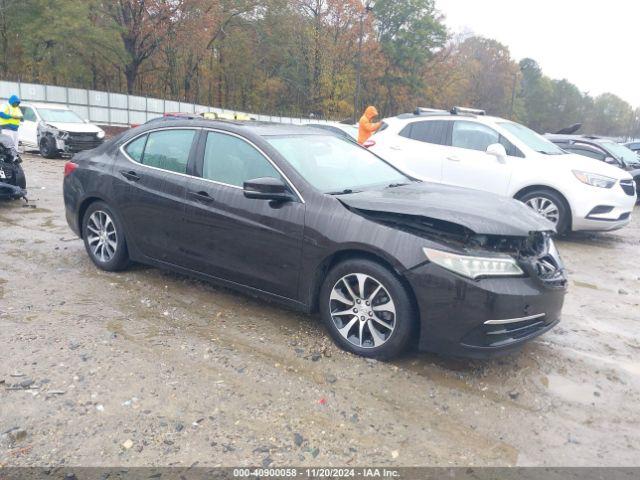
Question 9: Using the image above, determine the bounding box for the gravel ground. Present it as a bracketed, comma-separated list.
[1, 154, 639, 467]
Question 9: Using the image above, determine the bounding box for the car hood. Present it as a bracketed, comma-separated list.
[45, 122, 103, 134]
[338, 182, 555, 237]
[558, 153, 634, 180]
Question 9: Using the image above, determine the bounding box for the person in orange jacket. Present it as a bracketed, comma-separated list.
[358, 106, 381, 145]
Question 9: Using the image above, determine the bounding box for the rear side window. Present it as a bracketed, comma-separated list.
[202, 132, 281, 187]
[125, 135, 147, 162]
[399, 120, 448, 145]
[125, 129, 196, 174]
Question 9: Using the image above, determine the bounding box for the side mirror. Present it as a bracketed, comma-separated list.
[604, 156, 618, 165]
[486, 143, 508, 164]
[243, 177, 293, 202]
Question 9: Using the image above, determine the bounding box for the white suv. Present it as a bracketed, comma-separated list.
[371, 108, 636, 233]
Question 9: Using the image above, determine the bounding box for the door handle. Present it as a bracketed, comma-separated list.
[187, 190, 215, 204]
[446, 156, 461, 162]
[390, 146, 402, 151]
[120, 170, 141, 182]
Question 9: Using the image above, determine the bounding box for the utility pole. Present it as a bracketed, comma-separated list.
[353, 1, 373, 123]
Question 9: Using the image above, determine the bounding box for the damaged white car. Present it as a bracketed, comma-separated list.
[19, 102, 105, 158]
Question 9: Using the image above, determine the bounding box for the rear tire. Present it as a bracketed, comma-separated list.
[518, 189, 570, 235]
[319, 259, 415, 360]
[39, 135, 59, 159]
[82, 201, 130, 272]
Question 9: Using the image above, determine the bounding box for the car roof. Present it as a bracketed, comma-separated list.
[135, 118, 332, 138]
[387, 112, 508, 126]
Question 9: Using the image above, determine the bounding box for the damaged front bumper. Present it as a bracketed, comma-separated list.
[405, 234, 567, 358]
[406, 264, 565, 357]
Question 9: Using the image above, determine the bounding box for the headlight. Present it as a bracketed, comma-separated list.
[57, 130, 69, 140]
[97, 130, 105, 139]
[423, 247, 524, 280]
[573, 170, 615, 189]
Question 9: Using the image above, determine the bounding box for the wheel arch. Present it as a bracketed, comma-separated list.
[513, 184, 573, 229]
[307, 249, 421, 340]
[77, 196, 106, 238]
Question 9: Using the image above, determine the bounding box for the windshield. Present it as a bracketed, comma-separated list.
[600, 141, 639, 166]
[38, 108, 85, 123]
[266, 134, 411, 194]
[498, 122, 566, 155]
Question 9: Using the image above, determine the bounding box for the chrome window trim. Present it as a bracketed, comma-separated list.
[200, 128, 305, 204]
[119, 126, 305, 204]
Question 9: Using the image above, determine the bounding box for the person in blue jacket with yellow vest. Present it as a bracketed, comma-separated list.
[0, 95, 23, 148]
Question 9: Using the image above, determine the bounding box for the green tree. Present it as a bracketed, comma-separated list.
[373, 0, 446, 115]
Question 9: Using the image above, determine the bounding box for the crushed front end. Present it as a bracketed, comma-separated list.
[405, 227, 567, 357]
[38, 123, 104, 155]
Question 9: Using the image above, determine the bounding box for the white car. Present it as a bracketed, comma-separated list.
[371, 108, 636, 233]
[19, 102, 105, 158]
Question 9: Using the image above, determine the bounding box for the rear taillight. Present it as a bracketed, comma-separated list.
[363, 139, 376, 148]
[64, 161, 78, 177]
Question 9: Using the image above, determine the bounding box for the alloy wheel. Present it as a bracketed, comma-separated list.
[329, 273, 396, 349]
[86, 210, 118, 263]
[525, 197, 560, 225]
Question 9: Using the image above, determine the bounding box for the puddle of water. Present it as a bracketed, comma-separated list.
[546, 374, 598, 405]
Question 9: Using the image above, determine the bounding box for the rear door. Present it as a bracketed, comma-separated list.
[114, 128, 198, 263]
[379, 120, 449, 182]
[441, 121, 516, 195]
[182, 130, 305, 299]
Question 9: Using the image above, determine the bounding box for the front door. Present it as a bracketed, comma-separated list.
[441, 120, 513, 196]
[183, 130, 305, 300]
[19, 106, 39, 148]
[114, 128, 197, 263]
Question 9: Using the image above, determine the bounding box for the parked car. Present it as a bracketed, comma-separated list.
[624, 141, 640, 155]
[63, 119, 567, 359]
[546, 134, 640, 200]
[371, 107, 636, 234]
[19, 102, 105, 158]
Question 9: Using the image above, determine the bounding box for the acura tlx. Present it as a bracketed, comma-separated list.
[63, 119, 567, 359]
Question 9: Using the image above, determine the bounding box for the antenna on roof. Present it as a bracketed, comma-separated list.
[451, 106, 486, 116]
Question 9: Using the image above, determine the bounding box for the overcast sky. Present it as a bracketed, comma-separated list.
[435, 0, 639, 108]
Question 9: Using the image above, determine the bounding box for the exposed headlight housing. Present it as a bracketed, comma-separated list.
[97, 130, 105, 139]
[423, 247, 524, 280]
[573, 170, 615, 189]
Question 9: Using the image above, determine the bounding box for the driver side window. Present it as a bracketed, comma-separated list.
[202, 132, 282, 187]
[452, 121, 523, 157]
[452, 121, 500, 152]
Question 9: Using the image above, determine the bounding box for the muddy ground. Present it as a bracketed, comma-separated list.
[1, 154, 639, 468]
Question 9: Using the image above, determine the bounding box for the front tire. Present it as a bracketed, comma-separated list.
[39, 135, 59, 159]
[319, 259, 415, 360]
[82, 201, 130, 271]
[14, 163, 26, 189]
[519, 189, 570, 234]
